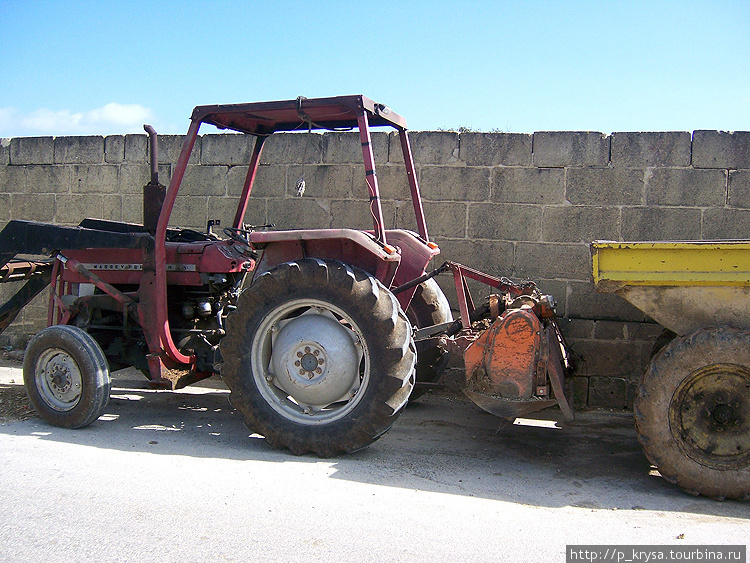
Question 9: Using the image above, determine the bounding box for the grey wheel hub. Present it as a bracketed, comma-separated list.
[252, 300, 368, 424]
[35, 348, 82, 411]
[270, 311, 360, 407]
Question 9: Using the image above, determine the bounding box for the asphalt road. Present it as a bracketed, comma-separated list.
[1, 360, 747, 563]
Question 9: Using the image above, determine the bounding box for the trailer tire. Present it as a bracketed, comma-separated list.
[635, 326, 750, 500]
[23, 325, 111, 429]
[221, 259, 416, 457]
[406, 278, 453, 399]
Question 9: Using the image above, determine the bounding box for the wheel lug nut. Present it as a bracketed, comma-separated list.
[294, 360, 301, 367]
[318, 358, 324, 365]
[315, 368, 322, 374]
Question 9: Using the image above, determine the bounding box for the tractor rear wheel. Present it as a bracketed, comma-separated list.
[220, 259, 416, 457]
[635, 326, 750, 500]
[23, 325, 111, 429]
[406, 278, 453, 399]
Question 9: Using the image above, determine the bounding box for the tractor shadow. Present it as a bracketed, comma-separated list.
[0, 363, 747, 518]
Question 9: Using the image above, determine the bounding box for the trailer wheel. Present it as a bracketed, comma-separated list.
[406, 278, 453, 399]
[23, 325, 111, 429]
[635, 326, 750, 500]
[221, 259, 416, 457]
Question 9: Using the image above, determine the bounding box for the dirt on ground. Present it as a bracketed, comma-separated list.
[0, 351, 35, 423]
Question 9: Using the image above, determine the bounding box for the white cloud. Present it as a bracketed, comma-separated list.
[0, 103, 156, 136]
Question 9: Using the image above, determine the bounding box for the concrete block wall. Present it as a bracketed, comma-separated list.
[1, 129, 749, 408]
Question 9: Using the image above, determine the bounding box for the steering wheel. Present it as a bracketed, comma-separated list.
[223, 227, 252, 244]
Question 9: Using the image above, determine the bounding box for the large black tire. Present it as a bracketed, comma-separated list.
[23, 325, 111, 429]
[406, 278, 453, 399]
[635, 327, 750, 500]
[220, 259, 416, 457]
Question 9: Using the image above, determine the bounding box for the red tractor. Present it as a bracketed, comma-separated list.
[0, 95, 572, 456]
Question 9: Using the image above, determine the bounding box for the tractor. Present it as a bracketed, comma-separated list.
[0, 95, 571, 458]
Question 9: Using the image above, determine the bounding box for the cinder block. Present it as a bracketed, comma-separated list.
[557, 317, 595, 340]
[574, 340, 648, 381]
[459, 132, 532, 166]
[729, 170, 750, 208]
[181, 165, 228, 196]
[514, 243, 591, 280]
[122, 193, 142, 224]
[491, 167, 565, 204]
[693, 130, 750, 169]
[621, 207, 702, 240]
[53, 136, 103, 164]
[533, 131, 609, 167]
[468, 203, 541, 242]
[432, 237, 515, 275]
[392, 200, 422, 232]
[542, 206, 619, 243]
[104, 135, 125, 163]
[611, 131, 691, 167]
[323, 131, 388, 164]
[167, 196, 208, 230]
[331, 199, 396, 231]
[593, 320, 664, 341]
[119, 164, 171, 195]
[10, 137, 54, 165]
[420, 166, 490, 202]
[267, 197, 333, 230]
[70, 165, 119, 194]
[391, 131, 459, 165]
[570, 376, 589, 408]
[124, 134, 148, 163]
[27, 165, 68, 194]
[0, 193, 10, 222]
[0, 164, 27, 193]
[158, 135, 200, 165]
[423, 201, 467, 238]
[209, 196, 242, 227]
[645, 168, 726, 207]
[10, 193, 55, 222]
[703, 208, 750, 239]
[567, 281, 646, 322]
[1, 138, 9, 164]
[103, 195, 122, 222]
[55, 194, 103, 225]
[227, 164, 285, 198]
[588, 376, 628, 408]
[261, 132, 323, 165]
[371, 164, 410, 200]
[201, 134, 254, 165]
[566, 167, 643, 205]
[287, 164, 353, 199]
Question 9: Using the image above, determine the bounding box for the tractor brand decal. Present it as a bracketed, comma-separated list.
[82, 263, 198, 272]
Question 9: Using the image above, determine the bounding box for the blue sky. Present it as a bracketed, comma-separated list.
[1, 0, 748, 137]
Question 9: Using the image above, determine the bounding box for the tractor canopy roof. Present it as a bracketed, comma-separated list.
[191, 95, 407, 135]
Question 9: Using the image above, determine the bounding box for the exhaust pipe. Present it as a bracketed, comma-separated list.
[143, 124, 165, 235]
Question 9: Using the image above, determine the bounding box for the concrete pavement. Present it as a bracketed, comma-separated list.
[0, 360, 747, 563]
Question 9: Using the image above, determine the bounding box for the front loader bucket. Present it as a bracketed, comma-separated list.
[0, 218, 151, 338]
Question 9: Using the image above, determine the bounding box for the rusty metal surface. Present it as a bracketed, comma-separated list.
[464, 308, 542, 400]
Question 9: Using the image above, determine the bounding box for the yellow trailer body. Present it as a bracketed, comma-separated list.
[591, 241, 750, 335]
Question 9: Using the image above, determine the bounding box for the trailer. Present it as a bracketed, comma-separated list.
[592, 240, 750, 500]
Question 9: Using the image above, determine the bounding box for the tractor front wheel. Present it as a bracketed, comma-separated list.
[23, 325, 111, 428]
[220, 259, 416, 457]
